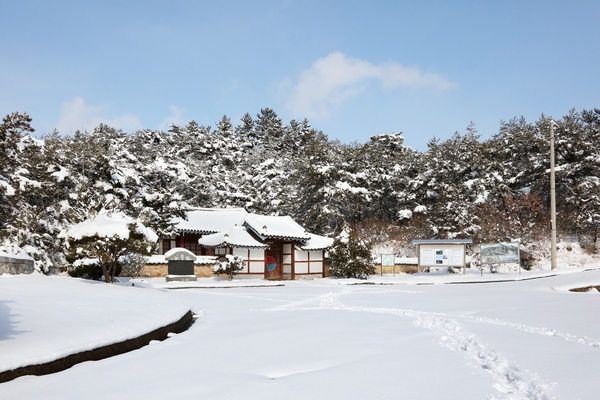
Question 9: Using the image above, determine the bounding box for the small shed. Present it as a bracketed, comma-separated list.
[0, 245, 35, 275]
[412, 239, 473, 275]
[164, 247, 198, 282]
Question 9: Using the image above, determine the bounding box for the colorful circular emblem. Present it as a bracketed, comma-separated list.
[266, 256, 276, 272]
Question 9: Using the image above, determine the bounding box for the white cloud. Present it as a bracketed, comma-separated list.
[285, 52, 458, 119]
[157, 105, 186, 131]
[53, 97, 144, 134]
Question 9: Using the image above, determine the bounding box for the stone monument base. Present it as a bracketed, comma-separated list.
[165, 274, 198, 282]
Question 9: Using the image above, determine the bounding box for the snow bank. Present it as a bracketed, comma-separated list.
[0, 274, 190, 373]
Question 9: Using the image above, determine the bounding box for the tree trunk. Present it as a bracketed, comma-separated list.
[102, 264, 111, 284]
[109, 260, 117, 283]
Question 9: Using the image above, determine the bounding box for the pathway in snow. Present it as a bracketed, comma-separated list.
[459, 314, 600, 349]
[263, 289, 553, 400]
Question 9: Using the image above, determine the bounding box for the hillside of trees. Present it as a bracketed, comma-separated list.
[1, 107, 599, 272]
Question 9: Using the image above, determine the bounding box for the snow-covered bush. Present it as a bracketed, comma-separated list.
[61, 212, 157, 283]
[120, 253, 149, 278]
[213, 254, 245, 280]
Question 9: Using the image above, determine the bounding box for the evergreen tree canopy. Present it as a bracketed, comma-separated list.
[2, 107, 600, 272]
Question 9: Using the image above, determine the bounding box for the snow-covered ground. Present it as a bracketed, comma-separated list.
[0, 274, 190, 372]
[2, 266, 600, 399]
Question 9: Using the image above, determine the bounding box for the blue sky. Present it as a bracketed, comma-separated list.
[1, 1, 599, 150]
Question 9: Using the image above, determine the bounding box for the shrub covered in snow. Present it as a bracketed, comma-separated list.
[213, 254, 245, 280]
[60, 212, 157, 283]
[120, 253, 149, 278]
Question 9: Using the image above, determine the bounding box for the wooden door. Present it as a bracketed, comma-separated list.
[265, 243, 283, 279]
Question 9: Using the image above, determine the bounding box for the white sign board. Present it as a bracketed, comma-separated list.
[418, 244, 465, 267]
[381, 254, 395, 267]
[480, 243, 520, 264]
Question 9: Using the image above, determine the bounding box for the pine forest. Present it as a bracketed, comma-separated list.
[2, 107, 600, 272]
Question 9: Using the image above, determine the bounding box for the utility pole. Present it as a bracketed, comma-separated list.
[550, 122, 557, 270]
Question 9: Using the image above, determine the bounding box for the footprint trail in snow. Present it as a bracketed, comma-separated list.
[264, 291, 553, 400]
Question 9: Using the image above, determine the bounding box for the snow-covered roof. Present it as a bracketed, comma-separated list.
[164, 248, 197, 261]
[412, 239, 473, 245]
[173, 208, 248, 234]
[60, 212, 158, 243]
[299, 234, 334, 251]
[198, 225, 268, 249]
[244, 213, 310, 241]
[0, 245, 34, 261]
[171, 208, 331, 248]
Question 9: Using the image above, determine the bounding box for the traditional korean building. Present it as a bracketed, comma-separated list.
[155, 208, 333, 280]
[157, 208, 247, 256]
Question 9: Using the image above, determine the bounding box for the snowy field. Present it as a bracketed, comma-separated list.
[0, 274, 190, 373]
[2, 268, 600, 399]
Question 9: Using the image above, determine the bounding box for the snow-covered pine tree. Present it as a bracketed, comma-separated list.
[255, 108, 284, 151]
[328, 227, 376, 279]
[553, 109, 600, 245]
[419, 126, 488, 239]
[0, 114, 67, 271]
[362, 132, 423, 224]
[0, 112, 35, 232]
[491, 116, 549, 199]
[286, 130, 340, 234]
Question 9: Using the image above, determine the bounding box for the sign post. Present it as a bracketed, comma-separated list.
[550, 122, 557, 270]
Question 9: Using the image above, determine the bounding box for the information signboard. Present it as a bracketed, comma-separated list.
[480, 243, 520, 264]
[418, 244, 465, 267]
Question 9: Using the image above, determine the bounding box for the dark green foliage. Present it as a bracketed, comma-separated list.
[329, 228, 376, 279]
[67, 262, 122, 280]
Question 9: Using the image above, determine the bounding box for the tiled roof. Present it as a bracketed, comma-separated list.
[244, 213, 310, 241]
[299, 234, 334, 250]
[198, 225, 269, 249]
[173, 208, 248, 234]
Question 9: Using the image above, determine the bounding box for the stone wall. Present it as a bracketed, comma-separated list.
[375, 264, 419, 275]
[0, 257, 35, 275]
